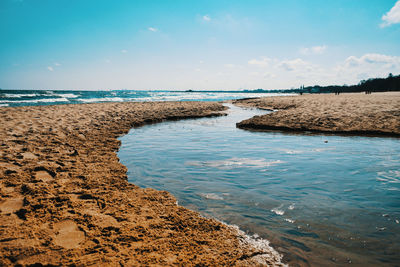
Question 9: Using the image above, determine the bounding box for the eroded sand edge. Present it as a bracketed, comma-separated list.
[234, 92, 400, 137]
[0, 101, 285, 266]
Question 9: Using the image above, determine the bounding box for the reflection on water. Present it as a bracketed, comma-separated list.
[118, 104, 400, 266]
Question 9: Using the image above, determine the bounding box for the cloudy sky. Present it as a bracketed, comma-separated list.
[1, 0, 400, 90]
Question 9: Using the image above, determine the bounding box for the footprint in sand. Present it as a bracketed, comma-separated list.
[0, 197, 24, 214]
[53, 220, 85, 249]
[34, 167, 55, 182]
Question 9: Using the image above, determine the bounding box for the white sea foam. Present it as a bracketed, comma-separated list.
[127, 92, 294, 102]
[54, 93, 79, 98]
[285, 218, 295, 223]
[225, 223, 287, 266]
[171, 201, 286, 265]
[77, 97, 125, 103]
[0, 98, 69, 103]
[288, 204, 295, 210]
[0, 104, 9, 107]
[271, 205, 285, 215]
[2, 93, 38, 98]
[186, 158, 284, 170]
[200, 193, 224, 200]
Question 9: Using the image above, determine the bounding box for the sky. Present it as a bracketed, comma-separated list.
[0, 0, 400, 90]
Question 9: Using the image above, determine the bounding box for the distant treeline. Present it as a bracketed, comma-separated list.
[244, 73, 400, 94]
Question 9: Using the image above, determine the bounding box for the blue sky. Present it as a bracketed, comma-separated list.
[1, 0, 400, 90]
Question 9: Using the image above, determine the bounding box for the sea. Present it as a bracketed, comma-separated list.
[0, 89, 289, 107]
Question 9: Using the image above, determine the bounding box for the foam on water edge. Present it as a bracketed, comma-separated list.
[174, 199, 286, 265]
[224, 222, 287, 266]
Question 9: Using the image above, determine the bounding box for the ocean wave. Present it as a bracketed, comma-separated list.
[0, 97, 69, 103]
[1, 93, 39, 98]
[53, 93, 79, 98]
[77, 97, 125, 103]
[186, 157, 284, 170]
[126, 92, 295, 102]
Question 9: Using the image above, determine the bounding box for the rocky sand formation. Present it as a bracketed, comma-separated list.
[0, 101, 286, 266]
[234, 92, 400, 137]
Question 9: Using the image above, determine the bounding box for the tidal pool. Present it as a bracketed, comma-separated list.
[118, 104, 400, 266]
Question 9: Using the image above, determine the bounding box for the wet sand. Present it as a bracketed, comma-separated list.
[234, 92, 400, 137]
[0, 101, 285, 266]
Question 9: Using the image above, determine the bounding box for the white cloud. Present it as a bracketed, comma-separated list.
[203, 15, 211, 21]
[224, 63, 236, 68]
[248, 57, 271, 67]
[47, 66, 54, 71]
[148, 27, 158, 32]
[121, 49, 128, 53]
[263, 72, 277, 79]
[249, 71, 259, 76]
[54, 62, 61, 66]
[300, 45, 327, 55]
[278, 58, 312, 72]
[381, 1, 400, 27]
[344, 53, 400, 67]
[335, 53, 400, 84]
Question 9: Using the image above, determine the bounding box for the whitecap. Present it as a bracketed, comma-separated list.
[0, 98, 69, 103]
[2, 93, 38, 98]
[53, 93, 79, 98]
[285, 218, 295, 223]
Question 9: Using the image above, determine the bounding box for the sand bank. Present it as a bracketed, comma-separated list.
[234, 92, 400, 137]
[0, 101, 285, 266]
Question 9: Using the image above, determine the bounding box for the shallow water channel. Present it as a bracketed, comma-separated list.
[118, 104, 400, 266]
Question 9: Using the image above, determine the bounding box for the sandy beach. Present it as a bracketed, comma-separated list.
[234, 92, 400, 137]
[0, 101, 286, 266]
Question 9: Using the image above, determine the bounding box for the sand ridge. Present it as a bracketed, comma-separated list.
[234, 92, 400, 137]
[0, 101, 285, 266]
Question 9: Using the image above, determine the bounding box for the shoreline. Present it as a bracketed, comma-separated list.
[0, 101, 285, 266]
[234, 92, 400, 137]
